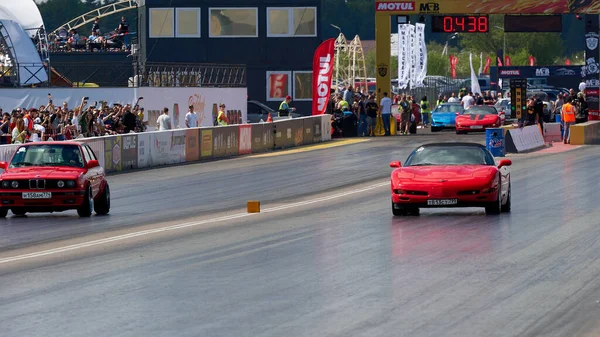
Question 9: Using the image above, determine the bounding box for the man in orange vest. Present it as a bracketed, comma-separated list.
[561, 97, 576, 144]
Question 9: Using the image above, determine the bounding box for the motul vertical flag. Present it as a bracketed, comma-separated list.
[312, 38, 335, 115]
[565, 59, 571, 65]
[449, 55, 458, 79]
[528, 55, 536, 66]
[483, 56, 491, 74]
[505, 55, 512, 66]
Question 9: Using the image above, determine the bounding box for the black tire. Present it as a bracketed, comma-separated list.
[392, 203, 408, 216]
[77, 185, 93, 217]
[408, 207, 420, 216]
[485, 176, 502, 215]
[94, 184, 110, 215]
[431, 126, 440, 132]
[501, 183, 511, 213]
[11, 209, 26, 216]
[0, 208, 7, 218]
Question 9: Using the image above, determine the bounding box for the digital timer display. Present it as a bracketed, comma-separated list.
[431, 15, 489, 33]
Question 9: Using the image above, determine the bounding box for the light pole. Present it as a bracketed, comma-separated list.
[330, 24, 342, 36]
[442, 32, 458, 56]
[494, 26, 506, 60]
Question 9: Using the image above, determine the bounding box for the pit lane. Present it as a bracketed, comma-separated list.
[1, 131, 600, 337]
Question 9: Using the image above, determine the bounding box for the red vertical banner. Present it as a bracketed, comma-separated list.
[483, 56, 491, 74]
[269, 73, 288, 100]
[312, 38, 335, 115]
[528, 55, 535, 66]
[449, 55, 458, 79]
[505, 55, 512, 66]
[565, 59, 571, 65]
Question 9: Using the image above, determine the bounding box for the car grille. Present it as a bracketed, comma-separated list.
[29, 179, 46, 189]
[405, 190, 428, 196]
[3, 179, 66, 190]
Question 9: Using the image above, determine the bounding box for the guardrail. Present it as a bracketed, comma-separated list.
[0, 115, 332, 173]
[569, 121, 600, 145]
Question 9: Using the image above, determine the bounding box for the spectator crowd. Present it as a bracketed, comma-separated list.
[50, 16, 131, 53]
[1, 97, 146, 144]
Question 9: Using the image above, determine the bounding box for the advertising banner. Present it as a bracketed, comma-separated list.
[397, 24, 410, 90]
[212, 126, 238, 158]
[121, 134, 138, 170]
[238, 124, 252, 155]
[170, 130, 186, 164]
[200, 129, 213, 158]
[321, 114, 332, 141]
[137, 133, 151, 168]
[268, 73, 289, 101]
[104, 136, 122, 173]
[312, 116, 322, 143]
[139, 87, 247, 129]
[584, 15, 600, 120]
[185, 128, 200, 162]
[409, 24, 418, 88]
[79, 137, 105, 168]
[149, 131, 172, 166]
[251, 124, 265, 153]
[375, 1, 598, 14]
[415, 22, 427, 87]
[273, 120, 296, 149]
[292, 120, 304, 147]
[312, 38, 335, 115]
[262, 123, 275, 151]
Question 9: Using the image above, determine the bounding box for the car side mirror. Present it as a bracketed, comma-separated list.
[87, 160, 99, 169]
[390, 161, 401, 168]
[498, 159, 512, 168]
[0, 161, 7, 170]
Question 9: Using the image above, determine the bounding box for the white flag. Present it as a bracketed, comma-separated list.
[469, 53, 482, 95]
[415, 22, 427, 87]
[397, 24, 410, 90]
[409, 24, 418, 87]
[478, 52, 483, 76]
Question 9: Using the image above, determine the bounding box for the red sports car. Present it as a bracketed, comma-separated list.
[0, 142, 110, 217]
[455, 105, 503, 134]
[390, 142, 512, 216]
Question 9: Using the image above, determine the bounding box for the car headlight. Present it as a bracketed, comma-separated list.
[481, 187, 496, 194]
[393, 189, 405, 194]
[66, 180, 76, 188]
[1, 181, 8, 188]
[57, 180, 65, 188]
[11, 181, 18, 188]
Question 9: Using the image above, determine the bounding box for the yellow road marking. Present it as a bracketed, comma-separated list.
[247, 138, 370, 158]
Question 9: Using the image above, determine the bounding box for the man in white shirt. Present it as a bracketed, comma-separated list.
[461, 91, 475, 110]
[379, 92, 393, 135]
[185, 105, 198, 128]
[156, 107, 172, 131]
[447, 92, 460, 103]
[579, 80, 586, 93]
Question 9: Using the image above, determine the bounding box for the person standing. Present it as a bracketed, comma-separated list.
[364, 95, 378, 136]
[278, 95, 296, 117]
[185, 105, 198, 128]
[217, 103, 229, 126]
[379, 92, 392, 136]
[420, 96, 430, 128]
[156, 107, 172, 131]
[561, 97, 576, 144]
[447, 92, 460, 103]
[461, 91, 475, 109]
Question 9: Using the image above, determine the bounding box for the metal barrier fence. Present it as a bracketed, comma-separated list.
[135, 63, 246, 88]
[396, 76, 469, 100]
[0, 115, 332, 173]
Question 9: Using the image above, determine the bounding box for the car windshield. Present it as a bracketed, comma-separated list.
[464, 107, 498, 115]
[404, 146, 495, 166]
[434, 104, 464, 113]
[9, 144, 85, 168]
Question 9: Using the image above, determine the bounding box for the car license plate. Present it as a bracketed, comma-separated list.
[470, 125, 483, 129]
[22, 192, 51, 199]
[427, 199, 458, 206]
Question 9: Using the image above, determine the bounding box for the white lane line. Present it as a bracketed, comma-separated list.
[0, 181, 389, 265]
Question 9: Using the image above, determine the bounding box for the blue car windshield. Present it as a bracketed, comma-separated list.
[434, 105, 464, 113]
[404, 146, 495, 166]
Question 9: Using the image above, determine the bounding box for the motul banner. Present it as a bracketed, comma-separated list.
[584, 14, 599, 120]
[483, 56, 491, 74]
[312, 38, 335, 115]
[505, 55, 512, 66]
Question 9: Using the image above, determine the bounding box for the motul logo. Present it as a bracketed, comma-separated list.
[376, 2, 415, 11]
[499, 69, 520, 76]
[316, 54, 332, 111]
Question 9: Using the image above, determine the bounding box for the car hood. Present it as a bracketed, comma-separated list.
[1, 167, 85, 180]
[432, 112, 458, 119]
[396, 165, 497, 182]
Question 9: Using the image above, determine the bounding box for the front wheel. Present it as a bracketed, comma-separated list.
[77, 186, 93, 217]
[94, 183, 110, 215]
[0, 208, 7, 218]
[501, 183, 511, 213]
[392, 203, 408, 216]
[431, 126, 441, 132]
[485, 178, 502, 215]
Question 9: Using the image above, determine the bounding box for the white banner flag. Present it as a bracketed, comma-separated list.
[397, 24, 410, 90]
[478, 52, 483, 76]
[469, 53, 482, 95]
[415, 22, 427, 87]
[409, 24, 418, 87]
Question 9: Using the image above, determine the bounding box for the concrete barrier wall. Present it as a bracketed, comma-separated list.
[569, 121, 600, 145]
[0, 115, 332, 174]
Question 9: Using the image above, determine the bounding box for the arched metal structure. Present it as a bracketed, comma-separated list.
[332, 33, 368, 94]
[49, 0, 136, 35]
[348, 35, 368, 94]
[333, 33, 348, 94]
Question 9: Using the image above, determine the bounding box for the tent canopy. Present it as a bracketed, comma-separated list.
[0, 0, 44, 37]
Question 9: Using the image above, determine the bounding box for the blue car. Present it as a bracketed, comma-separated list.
[431, 103, 465, 132]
